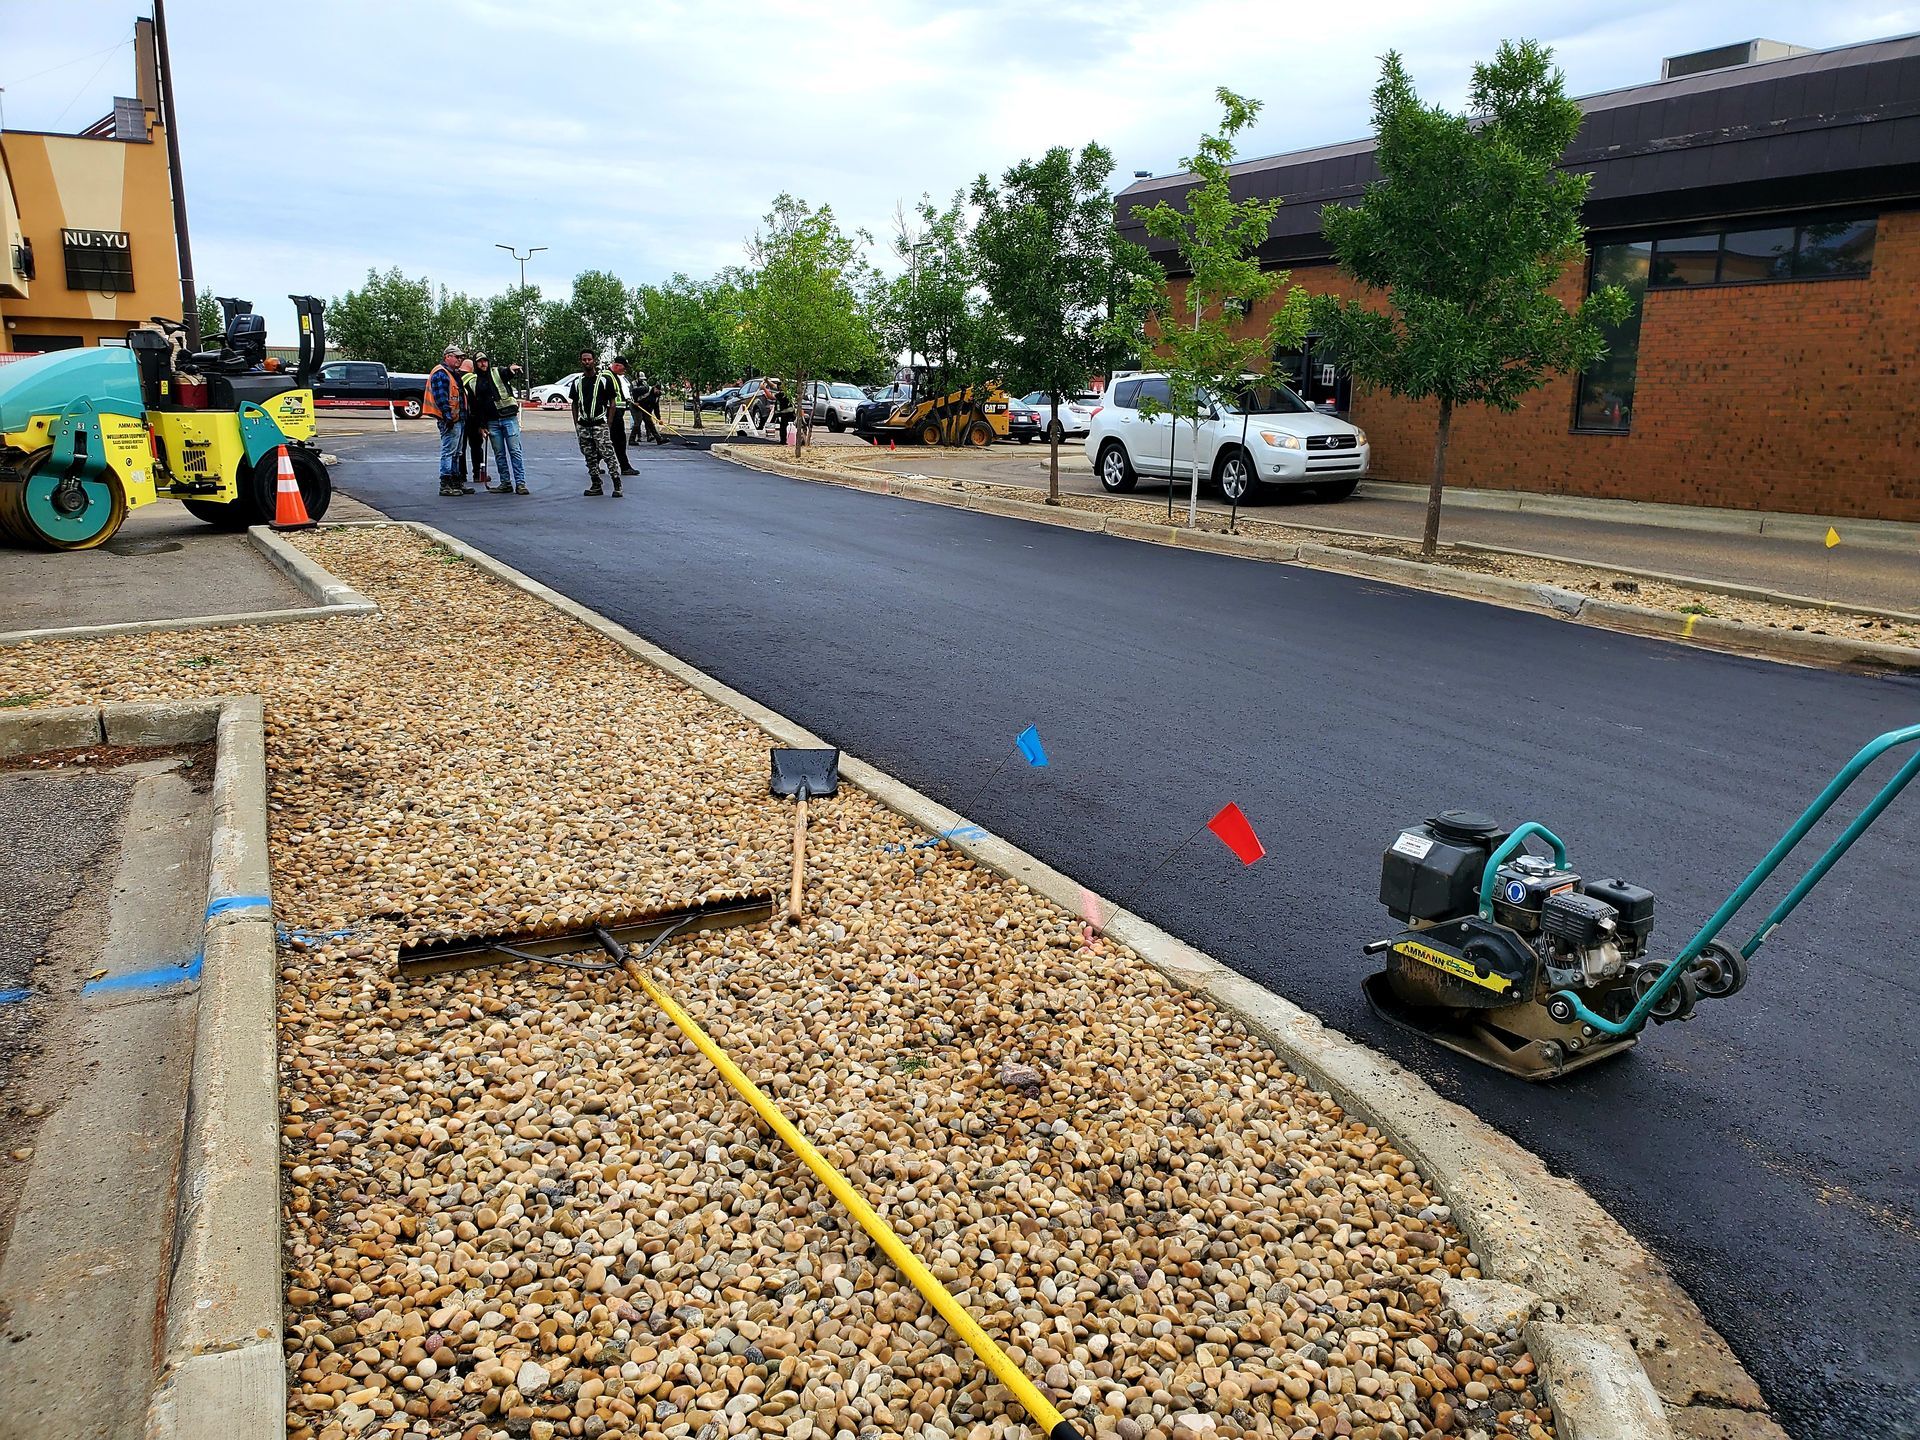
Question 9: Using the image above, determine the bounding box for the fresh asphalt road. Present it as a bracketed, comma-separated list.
[333, 428, 1919, 1439]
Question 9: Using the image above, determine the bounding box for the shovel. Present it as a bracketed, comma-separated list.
[770, 747, 840, 921]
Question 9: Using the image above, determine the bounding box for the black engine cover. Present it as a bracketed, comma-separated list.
[1380, 811, 1507, 923]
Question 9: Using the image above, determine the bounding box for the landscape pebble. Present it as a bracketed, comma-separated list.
[0, 527, 1558, 1439]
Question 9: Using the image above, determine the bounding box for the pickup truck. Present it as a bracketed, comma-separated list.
[312, 359, 435, 418]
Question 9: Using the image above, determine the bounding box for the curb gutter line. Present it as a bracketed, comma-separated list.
[402, 518, 1781, 1440]
[715, 446, 1918, 674]
[0, 698, 282, 1438]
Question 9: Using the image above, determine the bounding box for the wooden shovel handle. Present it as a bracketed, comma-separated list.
[788, 793, 808, 921]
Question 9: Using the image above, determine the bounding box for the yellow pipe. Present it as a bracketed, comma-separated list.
[618, 950, 1083, 1440]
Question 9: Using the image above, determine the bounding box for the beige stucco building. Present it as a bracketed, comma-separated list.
[0, 16, 183, 352]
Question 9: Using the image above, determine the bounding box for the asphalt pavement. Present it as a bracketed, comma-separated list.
[332, 427, 1920, 1439]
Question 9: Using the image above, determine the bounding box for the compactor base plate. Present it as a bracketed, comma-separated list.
[1361, 971, 1636, 1081]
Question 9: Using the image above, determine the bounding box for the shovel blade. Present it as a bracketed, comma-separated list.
[770, 747, 840, 798]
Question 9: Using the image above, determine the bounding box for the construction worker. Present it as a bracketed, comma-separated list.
[463, 352, 528, 494]
[569, 351, 622, 497]
[458, 357, 491, 490]
[608, 358, 640, 476]
[422, 344, 469, 496]
[631, 371, 667, 445]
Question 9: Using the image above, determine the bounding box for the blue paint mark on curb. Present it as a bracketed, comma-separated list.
[206, 894, 270, 920]
[82, 952, 203, 997]
[0, 986, 31, 1006]
[915, 824, 987, 848]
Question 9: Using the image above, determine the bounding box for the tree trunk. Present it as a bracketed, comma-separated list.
[1423, 396, 1453, 557]
[692, 382, 703, 429]
[1046, 395, 1060, 505]
[1186, 415, 1200, 526]
[793, 371, 806, 458]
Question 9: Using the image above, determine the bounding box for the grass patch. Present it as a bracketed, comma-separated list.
[427, 543, 469, 566]
[0, 692, 51, 709]
[895, 1054, 928, 1074]
[179, 654, 222, 669]
[1679, 603, 1714, 616]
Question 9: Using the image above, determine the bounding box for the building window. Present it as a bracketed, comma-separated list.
[1644, 214, 1875, 290]
[1574, 211, 1877, 434]
[1573, 240, 1649, 434]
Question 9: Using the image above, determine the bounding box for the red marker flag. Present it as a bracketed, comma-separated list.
[1207, 803, 1265, 865]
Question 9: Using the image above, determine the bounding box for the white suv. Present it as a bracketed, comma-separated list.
[1086, 373, 1368, 502]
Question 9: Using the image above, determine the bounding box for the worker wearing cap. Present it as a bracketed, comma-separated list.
[608, 357, 640, 477]
[463, 352, 528, 494]
[569, 351, 622, 497]
[630, 370, 666, 445]
[421, 344, 470, 495]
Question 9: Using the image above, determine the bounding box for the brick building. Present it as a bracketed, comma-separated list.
[1118, 36, 1920, 522]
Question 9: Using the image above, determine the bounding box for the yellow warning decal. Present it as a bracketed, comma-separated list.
[1393, 939, 1512, 994]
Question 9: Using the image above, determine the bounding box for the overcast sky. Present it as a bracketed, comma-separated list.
[5, 0, 1916, 328]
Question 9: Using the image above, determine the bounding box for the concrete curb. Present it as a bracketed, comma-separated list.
[398, 518, 1781, 1440]
[147, 693, 282, 1440]
[715, 447, 1920, 674]
[1356, 478, 1920, 551]
[0, 529, 376, 649]
[2, 698, 280, 1437]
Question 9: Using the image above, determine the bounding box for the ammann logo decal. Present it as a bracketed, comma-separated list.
[1393, 938, 1513, 994]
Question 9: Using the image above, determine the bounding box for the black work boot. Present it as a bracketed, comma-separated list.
[583, 483, 604, 496]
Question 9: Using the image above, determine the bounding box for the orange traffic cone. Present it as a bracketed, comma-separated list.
[272, 445, 315, 529]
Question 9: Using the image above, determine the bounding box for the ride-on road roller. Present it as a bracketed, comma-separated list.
[0, 294, 333, 550]
[1364, 724, 1920, 1079]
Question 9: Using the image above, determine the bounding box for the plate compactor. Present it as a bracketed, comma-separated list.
[0, 294, 332, 550]
[1365, 724, 1920, 1079]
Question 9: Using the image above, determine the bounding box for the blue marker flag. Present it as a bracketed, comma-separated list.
[1016, 725, 1049, 767]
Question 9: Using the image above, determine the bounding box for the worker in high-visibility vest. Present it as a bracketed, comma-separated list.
[569, 351, 623, 497]
[421, 344, 469, 496]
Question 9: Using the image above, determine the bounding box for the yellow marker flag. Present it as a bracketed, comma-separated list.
[1825, 526, 1842, 548]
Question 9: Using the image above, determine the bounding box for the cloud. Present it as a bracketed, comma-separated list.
[4, 0, 1916, 339]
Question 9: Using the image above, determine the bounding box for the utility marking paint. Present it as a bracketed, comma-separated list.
[0, 986, 32, 1006]
[206, 894, 270, 919]
[916, 824, 986, 847]
[82, 952, 203, 997]
[1682, 614, 1699, 638]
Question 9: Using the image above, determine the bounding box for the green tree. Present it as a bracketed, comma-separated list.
[972, 143, 1155, 502]
[1310, 41, 1630, 555]
[570, 269, 635, 360]
[435, 287, 482, 355]
[1129, 88, 1307, 524]
[740, 194, 878, 456]
[632, 273, 744, 428]
[881, 193, 1002, 419]
[194, 288, 221, 344]
[327, 267, 440, 371]
[530, 300, 594, 382]
[474, 284, 544, 388]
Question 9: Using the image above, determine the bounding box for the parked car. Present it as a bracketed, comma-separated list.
[699, 385, 741, 412]
[1085, 373, 1368, 503]
[1007, 400, 1043, 444]
[529, 372, 581, 407]
[727, 377, 783, 419]
[806, 380, 868, 432]
[853, 383, 914, 433]
[1016, 390, 1103, 441]
[312, 359, 434, 418]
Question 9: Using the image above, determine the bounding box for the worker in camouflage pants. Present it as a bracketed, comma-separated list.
[569, 350, 622, 497]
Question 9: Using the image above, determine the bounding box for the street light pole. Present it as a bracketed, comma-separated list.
[495, 243, 546, 392]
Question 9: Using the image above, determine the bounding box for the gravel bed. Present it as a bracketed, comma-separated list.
[0, 528, 1556, 1440]
[767, 449, 1917, 643]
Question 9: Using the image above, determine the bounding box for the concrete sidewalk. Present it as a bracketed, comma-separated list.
[855, 445, 1918, 614]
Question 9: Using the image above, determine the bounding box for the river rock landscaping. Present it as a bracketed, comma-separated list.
[0, 526, 1558, 1440]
